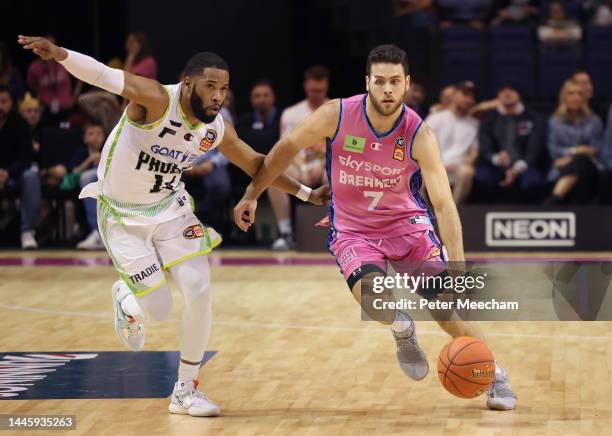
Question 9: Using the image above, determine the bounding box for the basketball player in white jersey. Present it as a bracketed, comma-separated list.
[19, 35, 327, 417]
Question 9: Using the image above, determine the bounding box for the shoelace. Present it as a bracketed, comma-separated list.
[125, 316, 141, 337]
[488, 375, 516, 399]
[394, 334, 426, 362]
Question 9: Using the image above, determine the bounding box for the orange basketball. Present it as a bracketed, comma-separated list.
[437, 336, 495, 399]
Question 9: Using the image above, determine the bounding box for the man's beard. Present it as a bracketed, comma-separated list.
[190, 90, 219, 124]
[369, 94, 403, 116]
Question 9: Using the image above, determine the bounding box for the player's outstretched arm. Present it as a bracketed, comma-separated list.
[18, 35, 168, 118]
[233, 99, 339, 231]
[412, 122, 465, 263]
[219, 121, 329, 202]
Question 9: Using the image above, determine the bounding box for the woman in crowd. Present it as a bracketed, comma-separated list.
[123, 31, 157, 79]
[546, 79, 604, 204]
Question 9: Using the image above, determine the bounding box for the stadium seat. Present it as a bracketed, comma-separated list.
[440, 27, 485, 94]
[490, 26, 536, 98]
[586, 26, 612, 100]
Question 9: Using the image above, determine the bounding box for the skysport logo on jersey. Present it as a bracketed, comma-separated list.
[486, 212, 576, 247]
[343, 135, 365, 154]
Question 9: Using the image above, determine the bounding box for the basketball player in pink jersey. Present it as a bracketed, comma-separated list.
[234, 45, 516, 410]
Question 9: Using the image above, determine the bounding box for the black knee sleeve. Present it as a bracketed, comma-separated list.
[346, 264, 387, 291]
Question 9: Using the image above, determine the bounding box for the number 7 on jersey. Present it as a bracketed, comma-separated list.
[364, 191, 383, 211]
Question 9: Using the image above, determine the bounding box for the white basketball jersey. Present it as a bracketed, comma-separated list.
[81, 83, 225, 225]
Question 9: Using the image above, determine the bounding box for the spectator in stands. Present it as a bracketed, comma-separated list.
[585, 0, 612, 26]
[268, 65, 330, 250]
[124, 31, 157, 79]
[475, 84, 545, 203]
[425, 81, 478, 203]
[405, 81, 428, 118]
[437, 0, 495, 29]
[0, 42, 25, 101]
[429, 85, 456, 114]
[491, 0, 539, 26]
[0, 85, 40, 249]
[597, 103, 612, 202]
[70, 123, 105, 250]
[182, 149, 231, 234]
[538, 1, 582, 48]
[26, 35, 77, 122]
[546, 79, 603, 204]
[235, 79, 280, 153]
[19, 92, 43, 154]
[77, 90, 121, 136]
[571, 70, 608, 121]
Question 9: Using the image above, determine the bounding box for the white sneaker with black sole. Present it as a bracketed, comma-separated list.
[21, 230, 38, 250]
[77, 230, 105, 250]
[169, 380, 220, 417]
[271, 234, 294, 251]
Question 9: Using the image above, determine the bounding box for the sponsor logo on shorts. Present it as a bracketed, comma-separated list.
[370, 142, 382, 151]
[428, 246, 441, 259]
[130, 263, 161, 284]
[199, 129, 217, 152]
[343, 135, 365, 154]
[485, 212, 576, 247]
[340, 248, 357, 269]
[183, 224, 204, 239]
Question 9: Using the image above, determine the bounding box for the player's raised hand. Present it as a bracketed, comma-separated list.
[308, 184, 330, 206]
[233, 196, 258, 232]
[17, 35, 67, 61]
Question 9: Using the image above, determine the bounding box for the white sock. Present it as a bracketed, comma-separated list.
[391, 311, 414, 334]
[118, 284, 143, 318]
[178, 361, 200, 384]
[278, 219, 292, 235]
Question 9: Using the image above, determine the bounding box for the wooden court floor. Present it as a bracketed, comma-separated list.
[1, 250, 612, 435]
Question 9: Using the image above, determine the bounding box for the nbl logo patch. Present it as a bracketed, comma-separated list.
[393, 136, 405, 161]
[183, 224, 205, 239]
[199, 129, 217, 152]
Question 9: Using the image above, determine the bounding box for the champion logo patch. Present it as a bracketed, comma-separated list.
[370, 142, 382, 151]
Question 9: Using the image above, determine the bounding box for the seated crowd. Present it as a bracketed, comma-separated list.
[1, 24, 612, 251]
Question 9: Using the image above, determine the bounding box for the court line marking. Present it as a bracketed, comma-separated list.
[1, 302, 611, 342]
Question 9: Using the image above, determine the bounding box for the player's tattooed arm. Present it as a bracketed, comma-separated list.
[18, 35, 168, 124]
[412, 122, 465, 263]
[219, 121, 328, 204]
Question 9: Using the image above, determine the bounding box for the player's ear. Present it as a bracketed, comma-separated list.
[365, 75, 370, 93]
[405, 75, 411, 94]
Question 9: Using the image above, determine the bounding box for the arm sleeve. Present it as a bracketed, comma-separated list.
[57, 49, 125, 95]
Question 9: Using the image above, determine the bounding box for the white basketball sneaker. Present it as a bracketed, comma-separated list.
[111, 280, 144, 351]
[486, 362, 517, 410]
[168, 380, 220, 417]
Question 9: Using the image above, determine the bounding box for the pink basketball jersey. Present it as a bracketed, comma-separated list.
[326, 94, 433, 242]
